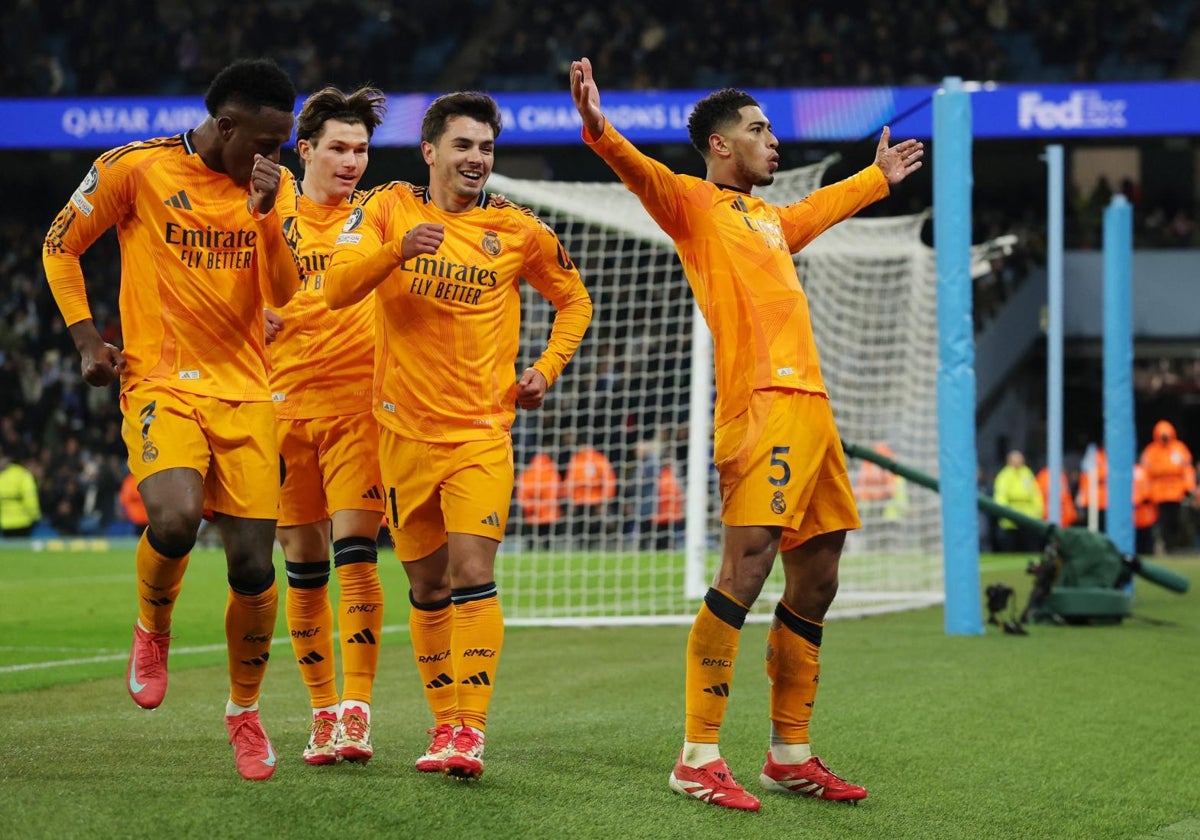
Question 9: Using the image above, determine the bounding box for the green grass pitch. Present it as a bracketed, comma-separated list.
[1, 542, 1198, 839]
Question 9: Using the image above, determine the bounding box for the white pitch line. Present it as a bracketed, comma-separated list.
[0, 624, 410, 674]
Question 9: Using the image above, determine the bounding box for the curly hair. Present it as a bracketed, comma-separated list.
[204, 58, 296, 116]
[296, 86, 388, 146]
[421, 91, 502, 144]
[686, 88, 760, 157]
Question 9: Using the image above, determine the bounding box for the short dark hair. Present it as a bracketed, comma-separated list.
[204, 58, 297, 117]
[296, 86, 388, 146]
[421, 91, 502, 144]
[686, 88, 760, 157]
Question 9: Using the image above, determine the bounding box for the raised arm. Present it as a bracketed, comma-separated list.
[569, 56, 688, 237]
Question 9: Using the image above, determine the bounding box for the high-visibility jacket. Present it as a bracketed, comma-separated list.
[1038, 467, 1078, 527]
[118, 473, 148, 527]
[654, 464, 684, 525]
[0, 463, 41, 531]
[1133, 464, 1158, 530]
[854, 443, 897, 502]
[516, 453, 563, 525]
[993, 464, 1044, 529]
[1140, 420, 1196, 504]
[1075, 448, 1108, 512]
[564, 447, 617, 507]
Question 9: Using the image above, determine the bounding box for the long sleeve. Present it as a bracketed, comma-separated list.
[324, 239, 405, 309]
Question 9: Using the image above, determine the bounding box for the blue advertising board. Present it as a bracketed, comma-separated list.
[1, 81, 1196, 149]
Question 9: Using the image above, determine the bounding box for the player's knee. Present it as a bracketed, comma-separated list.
[228, 559, 275, 595]
[226, 550, 275, 592]
[146, 515, 200, 558]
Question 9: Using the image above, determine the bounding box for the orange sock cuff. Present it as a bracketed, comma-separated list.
[773, 601, 823, 646]
[704, 587, 750, 629]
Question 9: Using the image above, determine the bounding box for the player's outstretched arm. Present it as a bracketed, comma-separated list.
[874, 126, 925, 185]
[570, 57, 606, 139]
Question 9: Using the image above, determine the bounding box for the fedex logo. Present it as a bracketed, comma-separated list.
[1017, 91, 1127, 131]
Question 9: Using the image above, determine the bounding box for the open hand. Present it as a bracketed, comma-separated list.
[874, 127, 924, 185]
[570, 57, 606, 138]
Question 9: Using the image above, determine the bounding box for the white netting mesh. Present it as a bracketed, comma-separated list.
[490, 159, 943, 625]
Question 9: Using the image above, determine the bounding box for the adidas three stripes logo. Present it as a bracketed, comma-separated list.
[426, 672, 453, 689]
[480, 512, 500, 527]
[347, 629, 377, 645]
[163, 190, 192, 209]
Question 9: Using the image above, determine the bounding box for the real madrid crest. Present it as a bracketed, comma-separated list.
[482, 230, 501, 256]
[771, 491, 787, 515]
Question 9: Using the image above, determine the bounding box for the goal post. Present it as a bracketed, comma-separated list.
[489, 158, 945, 625]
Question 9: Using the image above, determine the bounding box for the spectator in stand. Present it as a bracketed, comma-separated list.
[564, 439, 618, 547]
[1037, 463, 1078, 528]
[0, 448, 41, 537]
[515, 449, 564, 550]
[48, 474, 85, 536]
[993, 449, 1044, 553]
[1139, 420, 1196, 553]
[118, 470, 149, 536]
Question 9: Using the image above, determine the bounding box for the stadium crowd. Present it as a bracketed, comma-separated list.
[4, 0, 1193, 96]
[2, 0, 1199, 541]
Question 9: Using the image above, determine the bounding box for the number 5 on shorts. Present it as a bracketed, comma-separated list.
[769, 446, 791, 487]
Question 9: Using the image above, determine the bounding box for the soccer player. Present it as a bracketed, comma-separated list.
[570, 57, 924, 811]
[268, 86, 388, 766]
[323, 91, 593, 780]
[42, 59, 302, 781]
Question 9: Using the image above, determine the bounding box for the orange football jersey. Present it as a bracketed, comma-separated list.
[43, 133, 297, 401]
[269, 184, 373, 419]
[324, 183, 592, 442]
[585, 122, 889, 427]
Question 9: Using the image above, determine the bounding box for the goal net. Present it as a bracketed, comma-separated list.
[489, 158, 944, 626]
